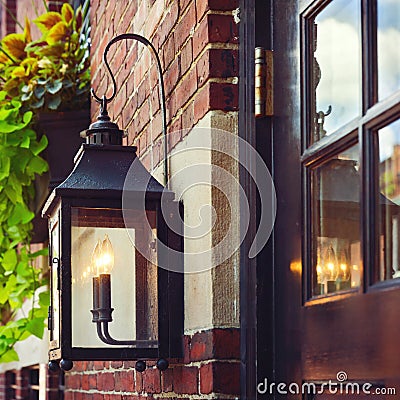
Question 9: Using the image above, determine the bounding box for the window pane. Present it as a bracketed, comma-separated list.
[377, 119, 400, 281]
[311, 145, 361, 296]
[378, 0, 400, 101]
[311, 0, 361, 142]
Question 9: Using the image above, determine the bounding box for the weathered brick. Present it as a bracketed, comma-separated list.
[173, 366, 198, 394]
[89, 373, 97, 389]
[194, 81, 238, 122]
[197, 48, 239, 87]
[193, 14, 238, 59]
[181, 38, 193, 76]
[97, 372, 115, 391]
[164, 55, 181, 97]
[65, 374, 81, 390]
[114, 370, 134, 392]
[161, 368, 173, 392]
[153, 1, 179, 49]
[111, 361, 123, 369]
[142, 368, 161, 393]
[81, 374, 90, 390]
[190, 328, 240, 361]
[175, 4, 196, 51]
[200, 361, 240, 395]
[175, 67, 197, 107]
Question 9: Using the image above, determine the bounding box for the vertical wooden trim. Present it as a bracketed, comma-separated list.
[239, 0, 257, 398]
[362, 0, 378, 113]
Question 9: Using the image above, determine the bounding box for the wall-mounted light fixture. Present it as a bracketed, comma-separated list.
[43, 34, 183, 372]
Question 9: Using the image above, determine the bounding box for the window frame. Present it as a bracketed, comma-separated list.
[301, 0, 400, 304]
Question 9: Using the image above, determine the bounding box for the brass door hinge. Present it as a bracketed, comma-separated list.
[255, 47, 273, 117]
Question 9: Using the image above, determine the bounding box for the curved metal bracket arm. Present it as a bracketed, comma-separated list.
[95, 321, 158, 348]
[91, 33, 169, 185]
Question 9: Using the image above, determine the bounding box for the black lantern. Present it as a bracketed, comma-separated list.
[42, 34, 183, 371]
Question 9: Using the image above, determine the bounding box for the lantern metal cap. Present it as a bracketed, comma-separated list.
[42, 144, 174, 218]
[80, 96, 126, 145]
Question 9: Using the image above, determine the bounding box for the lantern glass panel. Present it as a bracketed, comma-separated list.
[311, 145, 361, 296]
[50, 212, 60, 346]
[70, 207, 158, 348]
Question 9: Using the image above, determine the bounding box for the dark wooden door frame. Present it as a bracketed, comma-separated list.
[239, 1, 274, 399]
[238, 1, 258, 397]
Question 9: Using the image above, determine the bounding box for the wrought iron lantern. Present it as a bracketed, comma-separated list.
[42, 34, 183, 371]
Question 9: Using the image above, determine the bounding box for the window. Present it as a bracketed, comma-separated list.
[5, 371, 16, 400]
[302, 0, 400, 300]
[3, 366, 64, 400]
[25, 366, 39, 400]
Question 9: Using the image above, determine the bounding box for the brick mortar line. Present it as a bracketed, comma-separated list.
[64, 389, 238, 399]
[91, 28, 239, 108]
[123, 74, 238, 139]
[136, 106, 240, 162]
[112, 39, 238, 106]
[132, 92, 223, 159]
[67, 358, 240, 377]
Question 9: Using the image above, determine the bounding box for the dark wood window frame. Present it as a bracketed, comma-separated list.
[301, 0, 400, 304]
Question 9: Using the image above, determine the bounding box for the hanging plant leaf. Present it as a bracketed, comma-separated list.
[37, 77, 49, 85]
[34, 12, 62, 34]
[30, 96, 45, 109]
[26, 318, 45, 339]
[47, 93, 61, 110]
[34, 85, 45, 99]
[21, 91, 32, 102]
[61, 3, 74, 25]
[62, 79, 73, 88]
[46, 80, 62, 95]
[46, 21, 68, 45]
[2, 33, 26, 60]
[30, 135, 48, 156]
[2, 249, 17, 272]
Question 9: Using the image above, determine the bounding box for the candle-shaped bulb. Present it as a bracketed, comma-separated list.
[91, 236, 115, 276]
[101, 235, 114, 274]
[91, 239, 102, 276]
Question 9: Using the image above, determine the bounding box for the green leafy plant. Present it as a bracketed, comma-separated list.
[0, 1, 90, 363]
[0, 92, 49, 363]
[0, 2, 90, 111]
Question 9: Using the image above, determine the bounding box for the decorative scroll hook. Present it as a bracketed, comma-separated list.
[90, 33, 168, 185]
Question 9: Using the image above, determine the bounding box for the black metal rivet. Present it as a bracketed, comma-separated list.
[156, 358, 169, 371]
[60, 359, 73, 371]
[48, 361, 60, 372]
[135, 360, 146, 372]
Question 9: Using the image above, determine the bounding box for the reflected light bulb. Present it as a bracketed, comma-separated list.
[316, 264, 323, 284]
[338, 248, 351, 281]
[323, 245, 338, 281]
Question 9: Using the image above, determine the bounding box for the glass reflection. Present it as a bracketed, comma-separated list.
[311, 0, 361, 142]
[71, 207, 158, 348]
[378, 0, 400, 100]
[377, 119, 400, 281]
[311, 145, 361, 296]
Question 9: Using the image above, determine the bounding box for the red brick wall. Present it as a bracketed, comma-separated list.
[66, 0, 241, 398]
[64, 328, 240, 399]
[1, 0, 17, 37]
[0, 0, 241, 398]
[90, 0, 239, 171]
